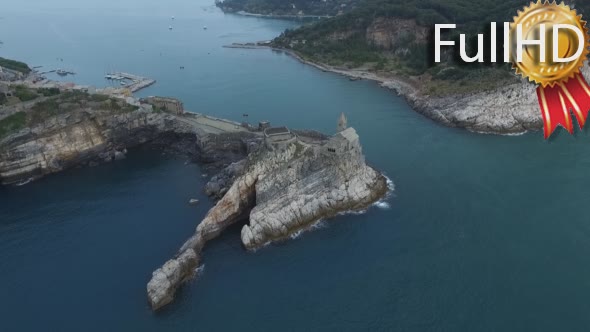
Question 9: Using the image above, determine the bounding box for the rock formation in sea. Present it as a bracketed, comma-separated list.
[147, 124, 388, 310]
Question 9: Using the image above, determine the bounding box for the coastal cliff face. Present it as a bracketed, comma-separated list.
[241, 130, 385, 248]
[0, 109, 192, 185]
[0, 91, 260, 185]
[365, 18, 428, 50]
[381, 73, 543, 134]
[147, 128, 388, 310]
[385, 63, 590, 134]
[410, 80, 541, 134]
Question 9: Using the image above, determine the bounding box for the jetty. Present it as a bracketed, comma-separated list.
[105, 72, 156, 92]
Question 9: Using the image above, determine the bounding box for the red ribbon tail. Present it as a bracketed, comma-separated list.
[537, 73, 590, 139]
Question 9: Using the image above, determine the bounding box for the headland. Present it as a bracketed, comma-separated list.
[0, 62, 389, 310]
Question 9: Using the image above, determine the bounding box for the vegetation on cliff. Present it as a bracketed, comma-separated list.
[0, 88, 139, 138]
[28, 91, 138, 124]
[0, 112, 26, 139]
[0, 57, 31, 74]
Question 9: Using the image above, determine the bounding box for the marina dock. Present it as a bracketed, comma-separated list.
[105, 72, 156, 92]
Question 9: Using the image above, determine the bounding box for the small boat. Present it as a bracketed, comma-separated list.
[171, 15, 175, 20]
[169, 25, 173, 30]
[56, 69, 68, 76]
[203, 26, 207, 30]
[120, 81, 127, 86]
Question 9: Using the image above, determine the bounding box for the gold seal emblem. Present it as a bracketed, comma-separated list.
[511, 1, 590, 87]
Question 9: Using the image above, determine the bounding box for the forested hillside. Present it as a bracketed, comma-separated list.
[221, 0, 590, 95]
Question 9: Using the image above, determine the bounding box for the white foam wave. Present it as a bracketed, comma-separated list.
[339, 209, 367, 216]
[15, 178, 33, 187]
[311, 220, 328, 229]
[289, 229, 303, 239]
[370, 174, 395, 210]
[471, 129, 527, 136]
[374, 201, 390, 209]
[385, 175, 395, 191]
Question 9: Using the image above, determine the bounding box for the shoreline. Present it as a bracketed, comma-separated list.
[225, 43, 540, 136]
[225, 43, 418, 95]
[274, 48, 534, 136]
[229, 10, 331, 20]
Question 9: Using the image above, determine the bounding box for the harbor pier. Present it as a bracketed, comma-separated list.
[105, 72, 156, 92]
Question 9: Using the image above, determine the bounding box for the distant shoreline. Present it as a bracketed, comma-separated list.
[224, 43, 418, 105]
[231, 10, 330, 20]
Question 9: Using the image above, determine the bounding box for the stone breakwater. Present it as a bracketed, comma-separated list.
[147, 127, 388, 310]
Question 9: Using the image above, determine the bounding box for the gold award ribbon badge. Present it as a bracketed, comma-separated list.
[511, 1, 590, 138]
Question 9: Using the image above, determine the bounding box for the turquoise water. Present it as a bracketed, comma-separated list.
[2, 0, 590, 331]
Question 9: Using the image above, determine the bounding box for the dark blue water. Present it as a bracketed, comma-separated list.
[3, 1, 590, 331]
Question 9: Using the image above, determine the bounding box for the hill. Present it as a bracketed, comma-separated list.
[259, 0, 590, 95]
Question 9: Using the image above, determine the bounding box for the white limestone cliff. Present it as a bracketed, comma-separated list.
[146, 127, 388, 310]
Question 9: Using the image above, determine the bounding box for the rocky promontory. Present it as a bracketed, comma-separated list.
[0, 81, 389, 312]
[0, 88, 259, 185]
[147, 124, 388, 310]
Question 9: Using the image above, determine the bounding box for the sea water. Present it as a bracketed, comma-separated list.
[2, 0, 590, 331]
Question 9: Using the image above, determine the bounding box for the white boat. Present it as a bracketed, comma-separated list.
[169, 25, 173, 30]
